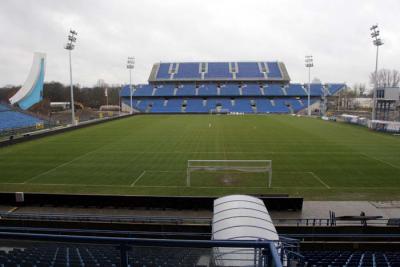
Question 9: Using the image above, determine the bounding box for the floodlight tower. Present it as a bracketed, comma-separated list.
[64, 29, 78, 125]
[370, 24, 383, 120]
[305, 55, 314, 116]
[127, 57, 135, 114]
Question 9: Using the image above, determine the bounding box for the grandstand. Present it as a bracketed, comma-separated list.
[0, 103, 43, 133]
[120, 61, 345, 114]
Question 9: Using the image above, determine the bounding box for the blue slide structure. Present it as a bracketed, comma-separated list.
[9, 52, 46, 110]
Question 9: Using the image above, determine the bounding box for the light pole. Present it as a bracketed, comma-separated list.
[370, 24, 383, 120]
[64, 29, 78, 125]
[127, 57, 135, 114]
[305, 55, 314, 116]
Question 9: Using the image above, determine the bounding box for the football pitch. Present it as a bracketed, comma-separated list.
[1, 114, 400, 200]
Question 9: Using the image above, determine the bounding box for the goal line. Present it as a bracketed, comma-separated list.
[186, 160, 272, 188]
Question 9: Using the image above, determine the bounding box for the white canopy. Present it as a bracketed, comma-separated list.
[212, 195, 279, 266]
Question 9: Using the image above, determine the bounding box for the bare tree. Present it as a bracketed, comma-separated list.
[370, 69, 400, 88]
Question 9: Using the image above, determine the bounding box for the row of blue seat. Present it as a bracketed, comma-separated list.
[0, 244, 207, 267]
[0, 104, 43, 132]
[123, 97, 312, 113]
[300, 250, 400, 267]
[120, 83, 345, 97]
[156, 62, 283, 80]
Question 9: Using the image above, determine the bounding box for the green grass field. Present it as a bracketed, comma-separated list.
[1, 114, 400, 200]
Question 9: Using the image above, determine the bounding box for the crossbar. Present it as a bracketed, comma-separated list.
[187, 160, 272, 188]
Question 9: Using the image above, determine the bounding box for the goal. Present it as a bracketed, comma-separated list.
[187, 160, 272, 187]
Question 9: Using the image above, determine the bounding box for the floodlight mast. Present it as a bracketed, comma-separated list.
[305, 55, 314, 116]
[370, 24, 383, 120]
[64, 29, 78, 126]
[127, 57, 135, 114]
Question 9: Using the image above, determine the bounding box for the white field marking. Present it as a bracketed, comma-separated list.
[360, 153, 400, 170]
[145, 170, 183, 173]
[2, 182, 400, 189]
[130, 171, 146, 187]
[23, 146, 108, 184]
[119, 151, 360, 154]
[308, 172, 331, 189]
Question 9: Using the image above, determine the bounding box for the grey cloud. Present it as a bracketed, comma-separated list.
[0, 0, 399, 88]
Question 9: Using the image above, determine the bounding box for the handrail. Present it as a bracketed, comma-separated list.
[0, 231, 283, 267]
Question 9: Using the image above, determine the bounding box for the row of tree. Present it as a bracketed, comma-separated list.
[0, 82, 121, 108]
[339, 69, 400, 97]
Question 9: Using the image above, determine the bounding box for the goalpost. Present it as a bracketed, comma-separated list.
[187, 160, 272, 188]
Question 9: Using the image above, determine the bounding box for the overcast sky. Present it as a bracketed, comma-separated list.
[0, 0, 399, 88]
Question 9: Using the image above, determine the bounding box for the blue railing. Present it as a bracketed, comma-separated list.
[0, 231, 284, 267]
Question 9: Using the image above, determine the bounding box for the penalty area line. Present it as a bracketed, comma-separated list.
[308, 172, 331, 189]
[130, 171, 146, 187]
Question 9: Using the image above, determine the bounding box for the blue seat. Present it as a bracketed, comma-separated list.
[186, 99, 207, 113]
[154, 85, 175, 96]
[286, 84, 306, 96]
[266, 62, 282, 78]
[242, 84, 262, 96]
[156, 63, 171, 79]
[176, 84, 196, 96]
[0, 110, 43, 131]
[309, 84, 324, 96]
[174, 63, 201, 79]
[233, 98, 253, 113]
[255, 98, 274, 113]
[204, 63, 232, 79]
[236, 62, 264, 78]
[327, 83, 345, 95]
[264, 84, 284, 96]
[198, 84, 218, 96]
[220, 84, 240, 96]
[134, 85, 153, 96]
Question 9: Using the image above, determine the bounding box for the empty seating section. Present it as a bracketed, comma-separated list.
[156, 63, 171, 79]
[154, 85, 175, 96]
[0, 104, 10, 111]
[0, 244, 208, 267]
[134, 85, 153, 96]
[186, 99, 207, 113]
[236, 62, 263, 78]
[265, 84, 284, 96]
[0, 104, 42, 132]
[205, 63, 231, 79]
[220, 84, 240, 96]
[176, 84, 196, 96]
[198, 84, 218, 96]
[255, 99, 274, 113]
[327, 83, 345, 95]
[266, 62, 282, 78]
[310, 84, 324, 96]
[287, 84, 306, 96]
[122, 61, 346, 114]
[242, 84, 262, 96]
[234, 98, 253, 113]
[300, 250, 400, 267]
[285, 98, 304, 111]
[272, 99, 290, 113]
[174, 63, 201, 79]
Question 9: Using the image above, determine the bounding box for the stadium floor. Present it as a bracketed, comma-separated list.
[0, 114, 400, 200]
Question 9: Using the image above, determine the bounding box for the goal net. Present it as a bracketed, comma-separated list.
[187, 160, 272, 188]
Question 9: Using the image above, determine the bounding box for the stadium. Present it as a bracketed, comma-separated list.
[1, 2, 400, 267]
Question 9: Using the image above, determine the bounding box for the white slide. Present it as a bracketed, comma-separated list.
[9, 52, 46, 109]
